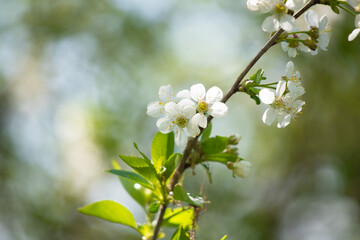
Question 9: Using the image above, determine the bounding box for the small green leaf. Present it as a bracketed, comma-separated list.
[201, 136, 228, 155]
[201, 122, 212, 140]
[107, 169, 154, 190]
[151, 132, 175, 171]
[148, 202, 160, 213]
[133, 142, 152, 164]
[205, 153, 238, 164]
[173, 184, 205, 207]
[330, 4, 339, 14]
[119, 155, 158, 183]
[163, 207, 194, 228]
[221, 235, 228, 240]
[171, 226, 190, 240]
[163, 153, 182, 180]
[78, 200, 137, 229]
[250, 95, 261, 105]
[250, 69, 266, 84]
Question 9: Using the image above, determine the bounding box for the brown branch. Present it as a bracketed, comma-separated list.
[151, 1, 319, 239]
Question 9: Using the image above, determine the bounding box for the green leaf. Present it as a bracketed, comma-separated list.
[163, 153, 182, 180]
[250, 95, 261, 105]
[148, 202, 160, 213]
[151, 132, 175, 171]
[163, 207, 194, 228]
[119, 155, 158, 183]
[249, 69, 266, 84]
[107, 169, 154, 190]
[78, 200, 137, 230]
[205, 153, 238, 164]
[221, 235, 228, 240]
[171, 226, 190, 240]
[133, 142, 152, 164]
[201, 122, 212, 140]
[173, 184, 205, 207]
[201, 136, 227, 155]
[112, 161, 147, 207]
[330, 4, 340, 14]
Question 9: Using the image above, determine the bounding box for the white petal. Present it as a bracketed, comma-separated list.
[298, 43, 311, 53]
[280, 15, 296, 32]
[287, 81, 305, 98]
[176, 89, 191, 100]
[206, 86, 223, 104]
[355, 14, 360, 28]
[281, 42, 289, 51]
[310, 49, 318, 55]
[186, 122, 200, 137]
[286, 61, 295, 79]
[190, 83, 206, 102]
[348, 28, 360, 41]
[247, 0, 260, 11]
[262, 16, 279, 33]
[156, 118, 174, 134]
[318, 34, 330, 50]
[262, 108, 276, 126]
[286, 0, 306, 11]
[259, 89, 275, 105]
[147, 101, 164, 118]
[178, 99, 196, 118]
[277, 114, 291, 128]
[192, 113, 207, 128]
[175, 128, 188, 147]
[288, 47, 297, 58]
[164, 102, 180, 117]
[178, 98, 195, 109]
[209, 102, 228, 118]
[276, 80, 286, 97]
[319, 15, 328, 30]
[305, 10, 319, 27]
[233, 161, 252, 178]
[158, 85, 174, 104]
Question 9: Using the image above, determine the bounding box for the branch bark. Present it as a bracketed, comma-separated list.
[151, 1, 319, 239]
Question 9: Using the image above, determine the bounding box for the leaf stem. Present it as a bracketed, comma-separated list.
[338, 4, 357, 16]
[150, 1, 319, 239]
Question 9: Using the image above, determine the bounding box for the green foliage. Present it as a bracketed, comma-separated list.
[118, 155, 158, 183]
[112, 160, 148, 207]
[201, 136, 228, 155]
[249, 69, 266, 84]
[163, 153, 182, 180]
[163, 207, 194, 228]
[201, 163, 213, 183]
[201, 122, 212, 140]
[151, 132, 175, 171]
[205, 153, 238, 164]
[250, 95, 261, 105]
[173, 184, 205, 207]
[171, 226, 191, 240]
[148, 202, 160, 213]
[78, 200, 137, 230]
[107, 169, 154, 190]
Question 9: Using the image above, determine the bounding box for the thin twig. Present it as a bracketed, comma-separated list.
[151, 1, 319, 239]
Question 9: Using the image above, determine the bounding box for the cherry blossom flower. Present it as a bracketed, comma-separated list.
[147, 85, 176, 118]
[305, 10, 331, 55]
[281, 33, 311, 58]
[348, 15, 360, 41]
[156, 100, 200, 147]
[232, 161, 252, 178]
[177, 84, 228, 129]
[247, 0, 299, 33]
[285, 61, 305, 98]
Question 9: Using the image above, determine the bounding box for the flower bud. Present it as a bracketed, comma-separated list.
[227, 135, 241, 145]
[304, 39, 317, 51]
[232, 161, 251, 178]
[309, 26, 319, 40]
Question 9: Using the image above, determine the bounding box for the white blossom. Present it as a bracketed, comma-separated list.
[156, 100, 200, 147]
[348, 15, 360, 41]
[305, 10, 331, 55]
[247, 0, 298, 33]
[177, 83, 228, 129]
[259, 62, 305, 128]
[281, 33, 310, 58]
[147, 85, 176, 118]
[232, 161, 252, 178]
[286, 0, 307, 11]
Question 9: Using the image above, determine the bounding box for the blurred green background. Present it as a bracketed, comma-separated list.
[0, 0, 359, 239]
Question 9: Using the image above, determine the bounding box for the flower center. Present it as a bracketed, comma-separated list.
[197, 101, 209, 113]
[274, 3, 287, 16]
[175, 116, 189, 128]
[289, 40, 299, 48]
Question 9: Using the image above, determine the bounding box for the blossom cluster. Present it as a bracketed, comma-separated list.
[259, 61, 305, 128]
[147, 84, 228, 147]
